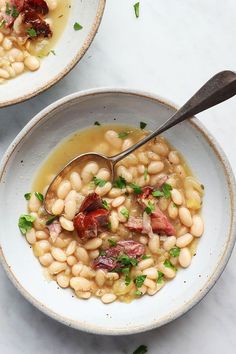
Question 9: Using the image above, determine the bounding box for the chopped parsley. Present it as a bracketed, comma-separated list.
[118, 131, 129, 139]
[120, 207, 129, 219]
[0, 20, 6, 28]
[144, 201, 155, 215]
[129, 182, 142, 194]
[108, 239, 117, 247]
[18, 214, 36, 234]
[50, 50, 56, 56]
[27, 28, 37, 37]
[133, 2, 140, 19]
[94, 121, 101, 126]
[152, 190, 164, 198]
[135, 275, 146, 288]
[140, 121, 147, 130]
[134, 290, 142, 296]
[142, 255, 151, 260]
[93, 177, 107, 187]
[5, 2, 11, 15]
[11, 5, 19, 18]
[157, 271, 164, 284]
[164, 259, 177, 271]
[24, 193, 32, 201]
[125, 274, 131, 286]
[35, 192, 44, 202]
[46, 216, 58, 226]
[118, 254, 138, 267]
[107, 221, 112, 230]
[99, 249, 106, 256]
[74, 22, 83, 31]
[113, 176, 127, 189]
[169, 247, 180, 258]
[102, 199, 110, 210]
[162, 183, 172, 198]
[144, 167, 148, 181]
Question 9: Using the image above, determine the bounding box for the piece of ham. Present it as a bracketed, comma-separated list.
[0, 0, 24, 26]
[73, 193, 109, 240]
[47, 220, 61, 243]
[93, 240, 145, 270]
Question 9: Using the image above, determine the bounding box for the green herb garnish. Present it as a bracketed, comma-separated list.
[94, 121, 101, 126]
[162, 183, 172, 198]
[18, 214, 36, 234]
[129, 182, 142, 194]
[46, 215, 58, 225]
[144, 167, 148, 181]
[140, 121, 147, 130]
[118, 132, 129, 139]
[121, 207, 129, 219]
[118, 254, 138, 267]
[135, 275, 146, 288]
[144, 201, 155, 215]
[125, 274, 131, 286]
[113, 176, 127, 189]
[11, 5, 19, 17]
[27, 28, 37, 37]
[102, 199, 110, 210]
[133, 2, 140, 19]
[157, 271, 164, 284]
[5, 2, 11, 15]
[134, 290, 142, 296]
[107, 221, 112, 230]
[73, 22, 83, 31]
[164, 259, 177, 271]
[152, 190, 164, 198]
[99, 250, 106, 256]
[24, 193, 32, 201]
[0, 20, 6, 28]
[142, 255, 151, 260]
[108, 239, 117, 247]
[35, 192, 44, 202]
[169, 247, 180, 258]
[50, 50, 56, 56]
[93, 177, 107, 187]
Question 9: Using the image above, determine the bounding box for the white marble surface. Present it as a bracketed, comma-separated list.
[0, 0, 236, 353]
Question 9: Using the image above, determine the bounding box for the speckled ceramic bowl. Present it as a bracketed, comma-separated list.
[0, 89, 235, 335]
[0, 1, 105, 108]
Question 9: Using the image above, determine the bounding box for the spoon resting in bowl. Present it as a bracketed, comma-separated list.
[44, 70, 236, 214]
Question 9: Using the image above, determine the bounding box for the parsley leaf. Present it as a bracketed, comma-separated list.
[134, 290, 142, 296]
[27, 28, 37, 37]
[74, 22, 83, 31]
[108, 239, 117, 247]
[133, 2, 140, 19]
[0, 20, 6, 29]
[118, 254, 138, 267]
[129, 182, 142, 194]
[50, 50, 56, 56]
[169, 247, 180, 258]
[144, 201, 155, 215]
[102, 199, 110, 210]
[140, 121, 147, 130]
[121, 207, 129, 219]
[142, 255, 150, 260]
[144, 167, 148, 181]
[164, 259, 177, 271]
[135, 275, 146, 288]
[94, 121, 101, 126]
[99, 249, 106, 256]
[162, 183, 172, 198]
[125, 274, 131, 286]
[5, 2, 11, 15]
[118, 132, 129, 139]
[157, 271, 164, 284]
[12, 5, 19, 17]
[107, 221, 112, 230]
[35, 192, 44, 202]
[46, 215, 58, 225]
[24, 193, 32, 201]
[113, 176, 127, 189]
[152, 190, 164, 198]
[18, 214, 36, 234]
[93, 177, 107, 187]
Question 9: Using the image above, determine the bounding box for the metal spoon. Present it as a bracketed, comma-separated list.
[44, 70, 236, 214]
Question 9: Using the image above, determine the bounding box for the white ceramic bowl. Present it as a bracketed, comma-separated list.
[0, 89, 235, 335]
[0, 1, 105, 108]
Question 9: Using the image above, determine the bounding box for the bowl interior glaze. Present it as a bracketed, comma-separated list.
[0, 90, 235, 335]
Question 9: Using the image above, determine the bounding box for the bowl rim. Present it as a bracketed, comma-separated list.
[0, 0, 106, 109]
[0, 88, 236, 335]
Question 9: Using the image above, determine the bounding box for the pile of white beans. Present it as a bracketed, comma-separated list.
[0, 0, 58, 83]
[25, 127, 204, 304]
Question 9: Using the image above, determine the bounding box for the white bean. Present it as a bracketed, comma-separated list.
[101, 293, 117, 304]
[190, 215, 204, 237]
[70, 277, 91, 291]
[66, 240, 77, 256]
[171, 189, 183, 205]
[76, 291, 91, 299]
[39, 253, 53, 267]
[95, 269, 106, 287]
[168, 151, 180, 164]
[57, 180, 71, 199]
[111, 196, 125, 208]
[2, 37, 12, 50]
[109, 211, 119, 232]
[24, 55, 40, 71]
[51, 248, 67, 262]
[67, 255, 77, 266]
[151, 141, 169, 156]
[179, 247, 192, 268]
[179, 207, 192, 227]
[147, 161, 164, 174]
[48, 261, 66, 275]
[35, 230, 49, 240]
[168, 202, 178, 219]
[89, 250, 99, 259]
[158, 261, 176, 279]
[75, 247, 89, 264]
[28, 193, 41, 212]
[143, 267, 158, 280]
[81, 162, 99, 183]
[148, 235, 160, 254]
[116, 165, 132, 182]
[70, 172, 82, 191]
[72, 263, 83, 276]
[163, 236, 176, 251]
[95, 181, 112, 197]
[0, 68, 9, 79]
[137, 152, 149, 165]
[64, 199, 77, 220]
[138, 258, 154, 270]
[59, 216, 74, 231]
[46, 0, 58, 11]
[144, 278, 156, 290]
[56, 274, 70, 288]
[96, 168, 110, 181]
[176, 233, 194, 248]
[105, 130, 122, 149]
[84, 238, 102, 250]
[26, 228, 36, 244]
[51, 199, 64, 215]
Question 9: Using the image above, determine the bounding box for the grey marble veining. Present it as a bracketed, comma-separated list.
[0, 0, 236, 353]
